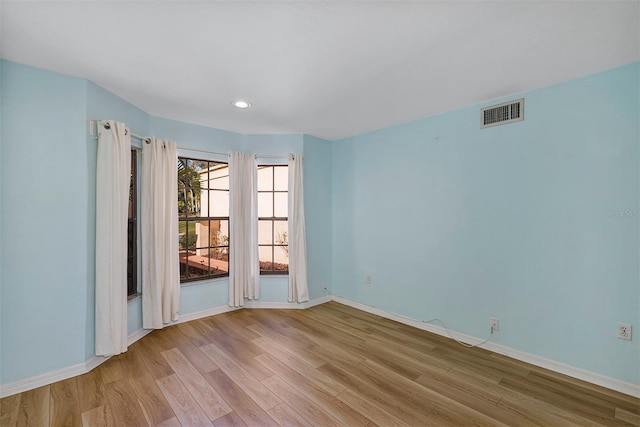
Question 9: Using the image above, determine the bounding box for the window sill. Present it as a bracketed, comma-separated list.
[180, 276, 229, 287]
[128, 292, 141, 302]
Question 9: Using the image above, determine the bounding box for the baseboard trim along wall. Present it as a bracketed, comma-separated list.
[0, 327, 155, 398]
[2, 293, 637, 399]
[331, 295, 640, 399]
[0, 360, 88, 399]
[244, 295, 332, 310]
[0, 295, 331, 398]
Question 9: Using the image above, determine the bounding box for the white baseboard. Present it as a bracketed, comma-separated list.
[127, 328, 153, 345]
[332, 295, 640, 398]
[306, 294, 333, 308]
[6, 293, 634, 399]
[244, 294, 332, 310]
[0, 328, 155, 399]
[0, 295, 330, 398]
[84, 355, 107, 373]
[0, 355, 114, 399]
[0, 361, 88, 399]
[174, 304, 240, 324]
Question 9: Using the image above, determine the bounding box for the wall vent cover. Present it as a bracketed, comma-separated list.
[481, 98, 524, 128]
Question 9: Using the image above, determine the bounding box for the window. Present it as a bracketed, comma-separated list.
[127, 149, 138, 297]
[178, 157, 229, 282]
[257, 165, 288, 274]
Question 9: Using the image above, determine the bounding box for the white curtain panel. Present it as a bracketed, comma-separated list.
[228, 152, 259, 307]
[95, 120, 131, 356]
[141, 137, 180, 329]
[288, 153, 310, 303]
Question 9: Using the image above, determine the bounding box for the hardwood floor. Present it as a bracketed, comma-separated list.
[1, 302, 638, 426]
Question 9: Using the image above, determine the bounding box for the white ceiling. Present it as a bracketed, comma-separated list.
[1, 1, 638, 141]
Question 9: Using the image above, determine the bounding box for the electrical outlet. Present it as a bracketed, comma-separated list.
[365, 274, 372, 284]
[322, 285, 328, 294]
[490, 317, 499, 332]
[617, 323, 632, 341]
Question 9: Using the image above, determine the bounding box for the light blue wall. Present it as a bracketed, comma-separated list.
[1, 61, 89, 383]
[241, 134, 303, 156]
[151, 116, 242, 154]
[332, 62, 640, 384]
[304, 135, 333, 300]
[2, 58, 637, 389]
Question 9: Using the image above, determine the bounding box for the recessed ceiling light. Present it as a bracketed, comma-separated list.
[232, 100, 251, 109]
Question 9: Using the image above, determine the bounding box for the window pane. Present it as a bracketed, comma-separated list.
[127, 219, 137, 296]
[258, 192, 273, 217]
[189, 252, 209, 279]
[200, 189, 209, 217]
[202, 248, 213, 276]
[273, 220, 288, 245]
[274, 246, 289, 271]
[274, 192, 288, 217]
[178, 159, 201, 217]
[193, 160, 209, 172]
[179, 221, 197, 251]
[128, 150, 136, 219]
[209, 247, 229, 275]
[177, 158, 186, 217]
[259, 246, 273, 271]
[207, 220, 221, 246]
[194, 220, 207, 249]
[188, 264, 209, 279]
[210, 190, 229, 217]
[259, 220, 273, 244]
[179, 252, 188, 281]
[274, 166, 288, 191]
[209, 220, 229, 247]
[127, 221, 136, 259]
[178, 221, 186, 248]
[208, 164, 229, 190]
[179, 237, 201, 280]
[199, 165, 209, 190]
[196, 219, 211, 248]
[178, 189, 187, 217]
[211, 254, 229, 275]
[257, 166, 273, 191]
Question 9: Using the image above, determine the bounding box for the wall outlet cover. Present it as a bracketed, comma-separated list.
[617, 323, 632, 341]
[490, 317, 499, 332]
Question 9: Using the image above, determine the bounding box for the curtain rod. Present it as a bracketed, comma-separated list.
[178, 145, 285, 159]
[92, 119, 287, 159]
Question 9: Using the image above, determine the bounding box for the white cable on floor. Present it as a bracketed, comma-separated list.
[419, 318, 493, 348]
[328, 296, 494, 349]
[366, 304, 494, 349]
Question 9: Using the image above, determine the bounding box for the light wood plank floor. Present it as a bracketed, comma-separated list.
[1, 302, 639, 426]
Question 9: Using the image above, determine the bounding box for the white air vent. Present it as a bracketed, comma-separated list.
[481, 98, 524, 128]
